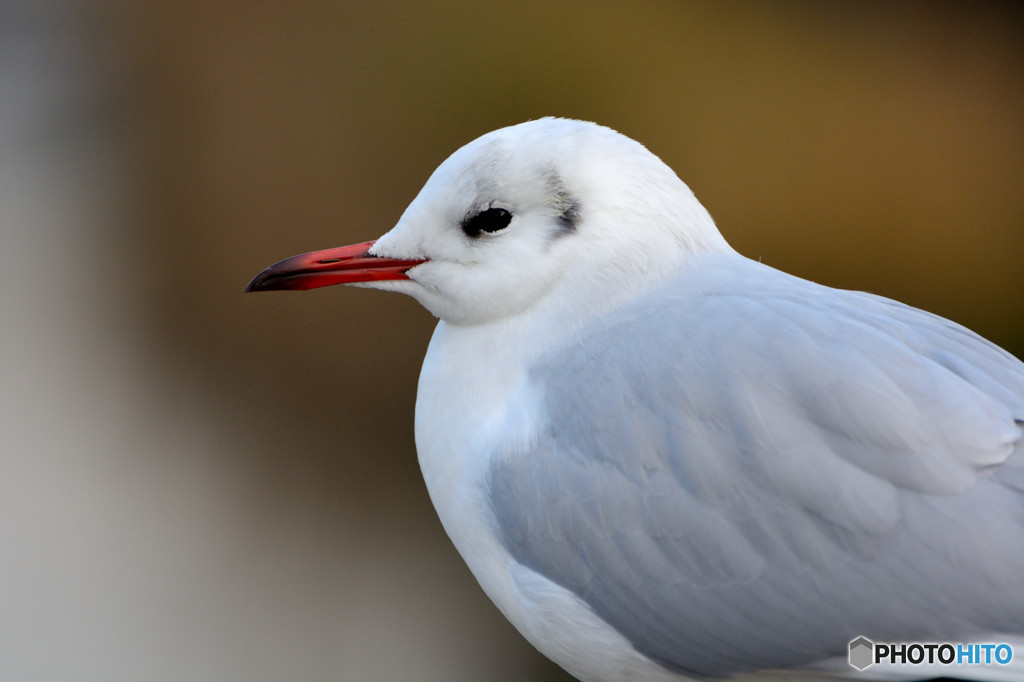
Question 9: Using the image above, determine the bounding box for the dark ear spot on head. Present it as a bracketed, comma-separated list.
[547, 171, 580, 236]
[555, 195, 580, 233]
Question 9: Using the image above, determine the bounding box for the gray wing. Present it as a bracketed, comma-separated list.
[488, 271, 1024, 679]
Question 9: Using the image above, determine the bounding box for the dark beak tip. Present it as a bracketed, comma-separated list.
[245, 267, 292, 293]
[244, 273, 267, 293]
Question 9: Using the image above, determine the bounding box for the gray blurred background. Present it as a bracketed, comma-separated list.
[3, 1, 1023, 680]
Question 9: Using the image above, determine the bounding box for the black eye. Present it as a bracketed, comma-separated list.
[461, 207, 513, 238]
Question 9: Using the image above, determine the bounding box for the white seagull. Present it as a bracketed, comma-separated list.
[247, 118, 1024, 681]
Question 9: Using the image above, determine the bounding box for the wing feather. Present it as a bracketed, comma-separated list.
[488, 263, 1024, 678]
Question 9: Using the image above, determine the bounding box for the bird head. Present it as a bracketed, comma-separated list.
[247, 118, 729, 326]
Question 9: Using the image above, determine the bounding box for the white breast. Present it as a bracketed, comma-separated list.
[413, 319, 695, 682]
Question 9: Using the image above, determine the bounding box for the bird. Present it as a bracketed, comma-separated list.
[246, 117, 1024, 681]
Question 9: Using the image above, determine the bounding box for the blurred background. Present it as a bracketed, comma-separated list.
[2, 1, 1022, 680]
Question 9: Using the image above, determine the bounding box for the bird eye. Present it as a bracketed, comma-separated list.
[461, 207, 513, 238]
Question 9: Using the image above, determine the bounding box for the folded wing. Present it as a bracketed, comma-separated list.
[489, 266, 1024, 678]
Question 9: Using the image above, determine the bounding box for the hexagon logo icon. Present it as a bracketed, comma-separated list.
[849, 636, 874, 670]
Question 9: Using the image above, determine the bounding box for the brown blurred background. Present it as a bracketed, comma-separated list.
[3, 1, 1022, 680]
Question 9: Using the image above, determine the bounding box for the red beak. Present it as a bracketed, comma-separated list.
[245, 240, 426, 292]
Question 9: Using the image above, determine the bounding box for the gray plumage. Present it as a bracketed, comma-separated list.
[489, 256, 1024, 679]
